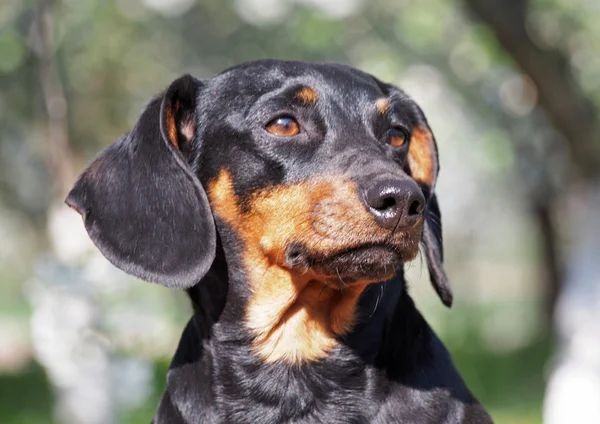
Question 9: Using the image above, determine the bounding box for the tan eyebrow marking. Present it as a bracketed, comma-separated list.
[295, 87, 318, 105]
[408, 126, 437, 187]
[375, 98, 389, 114]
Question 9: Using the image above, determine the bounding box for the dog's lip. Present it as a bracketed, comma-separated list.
[316, 243, 398, 260]
[310, 243, 403, 282]
[285, 241, 401, 267]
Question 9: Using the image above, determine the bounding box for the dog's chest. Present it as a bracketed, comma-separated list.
[167, 364, 461, 424]
[208, 346, 387, 424]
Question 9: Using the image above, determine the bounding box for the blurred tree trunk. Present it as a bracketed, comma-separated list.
[35, 0, 75, 199]
[463, 0, 600, 177]
[32, 1, 115, 423]
[533, 202, 562, 320]
[462, 0, 600, 319]
[464, 0, 600, 322]
[463, 0, 600, 422]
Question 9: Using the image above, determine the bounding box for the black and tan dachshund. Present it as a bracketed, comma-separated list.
[66, 60, 492, 423]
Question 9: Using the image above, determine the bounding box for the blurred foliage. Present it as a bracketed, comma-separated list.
[0, 362, 54, 424]
[0, 310, 550, 424]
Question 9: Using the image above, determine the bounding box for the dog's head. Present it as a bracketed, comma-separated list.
[67, 60, 451, 346]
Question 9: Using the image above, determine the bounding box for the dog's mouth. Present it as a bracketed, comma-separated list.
[284, 240, 419, 283]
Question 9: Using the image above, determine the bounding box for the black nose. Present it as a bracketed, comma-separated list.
[364, 179, 425, 230]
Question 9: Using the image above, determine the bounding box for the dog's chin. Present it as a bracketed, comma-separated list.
[285, 243, 419, 283]
[316, 245, 403, 282]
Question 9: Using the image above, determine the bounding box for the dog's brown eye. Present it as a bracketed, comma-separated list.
[266, 117, 300, 137]
[387, 128, 408, 147]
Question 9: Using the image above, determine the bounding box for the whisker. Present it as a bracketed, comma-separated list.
[318, 281, 328, 300]
[335, 267, 345, 294]
[369, 283, 385, 318]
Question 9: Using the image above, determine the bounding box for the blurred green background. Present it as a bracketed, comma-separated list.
[1, 0, 599, 423]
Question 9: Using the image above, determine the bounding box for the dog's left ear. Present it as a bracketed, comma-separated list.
[407, 123, 453, 307]
[66, 75, 216, 289]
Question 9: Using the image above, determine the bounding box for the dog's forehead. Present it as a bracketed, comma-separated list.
[205, 60, 385, 105]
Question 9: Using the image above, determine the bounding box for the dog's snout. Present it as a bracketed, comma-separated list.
[364, 179, 425, 230]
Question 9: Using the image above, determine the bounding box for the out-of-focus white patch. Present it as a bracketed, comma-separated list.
[234, 0, 292, 25]
[498, 73, 538, 117]
[25, 259, 157, 423]
[26, 263, 114, 424]
[544, 184, 600, 424]
[113, 357, 154, 410]
[297, 0, 362, 19]
[141, 0, 196, 17]
[234, 0, 362, 25]
[544, 358, 600, 424]
[106, 305, 182, 358]
[48, 202, 95, 264]
[80, 251, 134, 295]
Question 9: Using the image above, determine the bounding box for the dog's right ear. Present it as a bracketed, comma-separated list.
[66, 75, 216, 288]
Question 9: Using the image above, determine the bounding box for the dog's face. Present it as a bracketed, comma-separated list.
[197, 62, 432, 284]
[66, 60, 451, 362]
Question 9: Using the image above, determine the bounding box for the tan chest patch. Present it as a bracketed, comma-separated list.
[208, 170, 369, 364]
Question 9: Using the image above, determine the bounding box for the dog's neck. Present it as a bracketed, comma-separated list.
[202, 169, 407, 365]
[242, 267, 370, 363]
[188, 235, 405, 363]
[183, 260, 427, 420]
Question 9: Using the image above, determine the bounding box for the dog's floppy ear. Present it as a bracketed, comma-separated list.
[65, 75, 216, 288]
[422, 194, 452, 307]
[408, 123, 453, 307]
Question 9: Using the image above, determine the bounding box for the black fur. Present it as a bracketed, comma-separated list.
[66, 60, 492, 423]
[66, 75, 215, 288]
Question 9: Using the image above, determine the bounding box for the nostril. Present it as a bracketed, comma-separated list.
[363, 179, 424, 229]
[374, 196, 397, 212]
[408, 199, 424, 216]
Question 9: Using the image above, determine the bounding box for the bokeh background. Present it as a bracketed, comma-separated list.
[1, 0, 599, 423]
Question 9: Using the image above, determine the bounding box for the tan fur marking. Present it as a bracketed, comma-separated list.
[208, 171, 392, 364]
[376, 98, 389, 114]
[408, 126, 437, 187]
[296, 87, 318, 105]
[165, 102, 179, 148]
